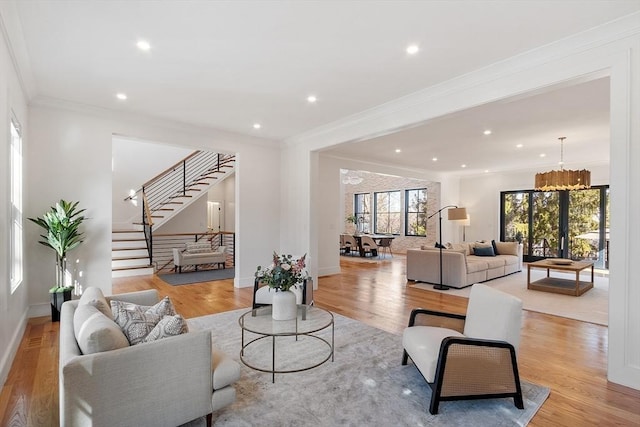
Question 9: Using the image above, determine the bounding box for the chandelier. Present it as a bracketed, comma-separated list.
[341, 169, 364, 185]
[534, 137, 591, 191]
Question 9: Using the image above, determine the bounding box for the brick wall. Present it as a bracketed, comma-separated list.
[343, 170, 440, 254]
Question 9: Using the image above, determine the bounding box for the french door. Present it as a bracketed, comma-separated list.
[500, 186, 609, 269]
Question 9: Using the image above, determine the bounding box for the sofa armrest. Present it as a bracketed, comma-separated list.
[173, 248, 184, 266]
[60, 330, 213, 427]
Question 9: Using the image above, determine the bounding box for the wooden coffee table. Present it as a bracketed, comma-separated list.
[527, 259, 595, 296]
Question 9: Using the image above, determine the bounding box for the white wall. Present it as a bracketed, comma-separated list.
[156, 195, 208, 234]
[459, 164, 610, 243]
[112, 137, 194, 229]
[0, 7, 29, 387]
[25, 102, 281, 320]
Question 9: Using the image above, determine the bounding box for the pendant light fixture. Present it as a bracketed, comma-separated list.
[534, 137, 591, 191]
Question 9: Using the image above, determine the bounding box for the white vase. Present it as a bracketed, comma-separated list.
[272, 290, 297, 321]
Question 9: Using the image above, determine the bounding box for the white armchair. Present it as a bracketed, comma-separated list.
[402, 283, 524, 414]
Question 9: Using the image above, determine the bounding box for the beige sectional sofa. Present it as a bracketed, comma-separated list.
[406, 241, 523, 289]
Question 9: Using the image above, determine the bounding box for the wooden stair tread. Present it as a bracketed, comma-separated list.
[112, 246, 147, 251]
[112, 238, 146, 242]
[112, 255, 149, 261]
[112, 265, 152, 271]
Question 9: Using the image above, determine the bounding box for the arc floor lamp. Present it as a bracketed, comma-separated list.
[427, 205, 468, 290]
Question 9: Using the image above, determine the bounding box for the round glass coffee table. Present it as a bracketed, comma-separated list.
[238, 305, 334, 383]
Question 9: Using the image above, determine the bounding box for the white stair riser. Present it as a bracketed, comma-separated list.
[112, 249, 149, 258]
[111, 267, 154, 278]
[112, 259, 150, 268]
[112, 240, 147, 250]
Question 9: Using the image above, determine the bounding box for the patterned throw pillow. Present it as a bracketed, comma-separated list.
[110, 296, 176, 345]
[185, 242, 212, 254]
[143, 315, 189, 343]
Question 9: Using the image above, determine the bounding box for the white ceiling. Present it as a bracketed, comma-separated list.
[10, 1, 640, 173]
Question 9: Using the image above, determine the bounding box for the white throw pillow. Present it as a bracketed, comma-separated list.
[73, 304, 129, 354]
[110, 296, 177, 345]
[143, 315, 189, 343]
[79, 286, 112, 318]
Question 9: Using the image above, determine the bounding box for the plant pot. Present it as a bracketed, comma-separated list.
[271, 290, 297, 321]
[51, 289, 72, 322]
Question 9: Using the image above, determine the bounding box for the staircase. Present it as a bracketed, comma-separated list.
[111, 228, 154, 277]
[112, 151, 235, 278]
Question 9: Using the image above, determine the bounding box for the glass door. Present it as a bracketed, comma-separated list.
[500, 186, 609, 268]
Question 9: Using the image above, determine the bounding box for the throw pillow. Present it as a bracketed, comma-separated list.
[185, 242, 212, 254]
[434, 242, 447, 249]
[474, 245, 496, 257]
[110, 296, 177, 345]
[143, 315, 189, 343]
[73, 304, 129, 354]
[491, 239, 500, 255]
[495, 241, 519, 256]
[79, 286, 112, 318]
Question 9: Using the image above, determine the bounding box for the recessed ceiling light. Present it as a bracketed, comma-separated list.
[461, 164, 467, 168]
[136, 40, 151, 51]
[540, 153, 546, 158]
[432, 157, 438, 162]
[307, 95, 317, 103]
[395, 149, 401, 153]
[484, 170, 490, 173]
[483, 130, 492, 135]
[516, 144, 523, 148]
[406, 44, 419, 55]
[116, 93, 127, 100]
[253, 123, 261, 129]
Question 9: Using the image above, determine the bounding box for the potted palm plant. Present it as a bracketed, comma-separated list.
[29, 200, 86, 321]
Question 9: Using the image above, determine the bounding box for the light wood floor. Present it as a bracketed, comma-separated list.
[1, 256, 639, 426]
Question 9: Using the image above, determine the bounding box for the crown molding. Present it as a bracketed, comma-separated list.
[0, 0, 37, 99]
[286, 11, 640, 151]
[30, 95, 283, 149]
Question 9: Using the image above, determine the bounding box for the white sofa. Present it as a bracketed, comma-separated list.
[173, 242, 226, 273]
[59, 288, 240, 427]
[406, 241, 523, 289]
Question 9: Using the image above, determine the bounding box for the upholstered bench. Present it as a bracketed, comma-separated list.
[173, 243, 226, 273]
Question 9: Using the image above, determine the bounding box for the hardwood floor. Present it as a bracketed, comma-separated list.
[1, 256, 639, 426]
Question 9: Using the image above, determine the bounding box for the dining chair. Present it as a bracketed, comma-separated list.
[343, 235, 359, 256]
[359, 235, 379, 258]
[378, 238, 393, 258]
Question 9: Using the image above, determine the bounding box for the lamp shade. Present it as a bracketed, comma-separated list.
[447, 207, 467, 221]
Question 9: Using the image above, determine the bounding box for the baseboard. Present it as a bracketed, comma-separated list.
[0, 309, 28, 387]
[319, 266, 340, 277]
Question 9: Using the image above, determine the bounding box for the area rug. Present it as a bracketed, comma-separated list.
[158, 268, 235, 285]
[188, 309, 550, 426]
[410, 268, 608, 325]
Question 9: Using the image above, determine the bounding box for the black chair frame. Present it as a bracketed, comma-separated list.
[402, 308, 524, 415]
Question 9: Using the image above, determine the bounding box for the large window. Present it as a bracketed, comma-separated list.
[405, 188, 427, 236]
[10, 118, 23, 292]
[501, 186, 609, 268]
[354, 193, 371, 234]
[374, 191, 401, 234]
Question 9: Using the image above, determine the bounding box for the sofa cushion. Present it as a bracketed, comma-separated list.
[465, 258, 488, 273]
[79, 286, 112, 318]
[403, 326, 465, 382]
[143, 315, 189, 343]
[446, 242, 472, 256]
[495, 241, 519, 256]
[111, 296, 177, 345]
[485, 257, 506, 268]
[185, 242, 212, 254]
[499, 255, 519, 266]
[74, 304, 129, 354]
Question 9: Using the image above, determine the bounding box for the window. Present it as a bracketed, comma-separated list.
[354, 193, 371, 234]
[10, 118, 23, 292]
[374, 191, 401, 234]
[405, 188, 427, 236]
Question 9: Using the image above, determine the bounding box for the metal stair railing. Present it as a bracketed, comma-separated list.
[152, 231, 236, 273]
[125, 150, 235, 267]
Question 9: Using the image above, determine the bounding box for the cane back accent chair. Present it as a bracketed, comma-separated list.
[402, 283, 524, 414]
